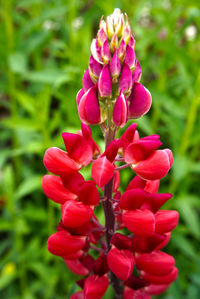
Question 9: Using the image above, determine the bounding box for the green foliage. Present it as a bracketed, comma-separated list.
[0, 0, 200, 298]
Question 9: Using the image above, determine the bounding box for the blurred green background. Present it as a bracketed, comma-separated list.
[0, 0, 200, 298]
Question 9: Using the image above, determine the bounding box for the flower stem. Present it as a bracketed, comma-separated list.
[102, 122, 123, 298]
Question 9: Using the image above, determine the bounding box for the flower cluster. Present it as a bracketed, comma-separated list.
[42, 9, 179, 299]
[77, 8, 151, 127]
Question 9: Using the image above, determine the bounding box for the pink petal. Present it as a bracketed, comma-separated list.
[118, 39, 126, 61]
[98, 64, 112, 98]
[91, 156, 115, 188]
[128, 82, 152, 119]
[132, 60, 142, 82]
[125, 44, 136, 70]
[124, 138, 162, 164]
[78, 85, 101, 125]
[62, 132, 93, 166]
[113, 92, 128, 127]
[82, 69, 94, 92]
[76, 88, 84, 107]
[110, 48, 121, 82]
[118, 63, 132, 94]
[101, 39, 111, 63]
[97, 28, 107, 46]
[89, 55, 102, 82]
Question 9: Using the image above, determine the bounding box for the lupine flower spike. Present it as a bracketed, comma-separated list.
[42, 8, 179, 299]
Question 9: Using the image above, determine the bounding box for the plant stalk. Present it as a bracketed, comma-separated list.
[102, 120, 123, 298]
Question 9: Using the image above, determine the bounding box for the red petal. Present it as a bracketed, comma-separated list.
[122, 209, 155, 236]
[43, 147, 81, 175]
[132, 150, 171, 180]
[119, 189, 150, 210]
[135, 251, 175, 276]
[62, 200, 93, 228]
[124, 138, 162, 164]
[102, 139, 120, 162]
[47, 230, 86, 257]
[124, 287, 151, 299]
[84, 275, 109, 299]
[62, 132, 93, 166]
[155, 210, 179, 234]
[42, 175, 77, 204]
[78, 181, 99, 206]
[107, 247, 135, 280]
[111, 233, 132, 250]
[91, 156, 115, 188]
[70, 291, 84, 299]
[61, 172, 85, 195]
[64, 259, 89, 276]
[141, 267, 178, 284]
[145, 283, 170, 295]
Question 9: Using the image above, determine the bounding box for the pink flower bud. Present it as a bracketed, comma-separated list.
[76, 88, 84, 107]
[155, 210, 179, 234]
[78, 85, 101, 125]
[82, 69, 94, 92]
[97, 28, 107, 47]
[106, 16, 114, 39]
[122, 209, 155, 236]
[47, 230, 86, 257]
[117, 39, 126, 61]
[42, 175, 77, 204]
[84, 274, 109, 299]
[132, 60, 142, 82]
[91, 39, 103, 64]
[125, 44, 136, 70]
[43, 147, 81, 175]
[123, 24, 131, 44]
[62, 200, 93, 228]
[91, 156, 115, 188]
[98, 64, 112, 98]
[141, 266, 178, 285]
[65, 259, 89, 276]
[113, 92, 128, 127]
[101, 39, 111, 63]
[107, 247, 135, 281]
[128, 83, 152, 119]
[132, 149, 172, 180]
[110, 33, 118, 52]
[89, 55, 102, 82]
[118, 63, 132, 95]
[110, 48, 121, 82]
[128, 35, 136, 49]
[135, 251, 175, 276]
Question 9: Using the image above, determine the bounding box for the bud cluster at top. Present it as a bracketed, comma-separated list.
[77, 8, 152, 128]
